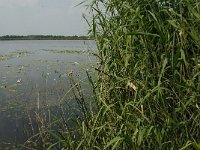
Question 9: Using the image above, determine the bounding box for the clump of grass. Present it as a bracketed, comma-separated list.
[81, 0, 200, 149]
[73, 0, 200, 149]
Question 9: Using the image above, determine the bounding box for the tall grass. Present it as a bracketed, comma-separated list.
[80, 0, 200, 149]
[24, 0, 200, 149]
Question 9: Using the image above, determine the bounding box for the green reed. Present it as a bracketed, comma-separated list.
[24, 0, 200, 149]
[74, 0, 200, 149]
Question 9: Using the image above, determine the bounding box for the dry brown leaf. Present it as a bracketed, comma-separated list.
[127, 80, 137, 91]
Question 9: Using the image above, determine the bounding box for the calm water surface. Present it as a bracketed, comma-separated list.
[0, 40, 97, 146]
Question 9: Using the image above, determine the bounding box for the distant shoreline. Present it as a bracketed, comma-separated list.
[0, 35, 94, 41]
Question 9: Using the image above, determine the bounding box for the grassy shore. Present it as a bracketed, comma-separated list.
[22, 0, 200, 149]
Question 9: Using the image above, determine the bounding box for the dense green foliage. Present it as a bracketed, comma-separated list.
[0, 35, 93, 40]
[79, 0, 200, 149]
[24, 0, 200, 149]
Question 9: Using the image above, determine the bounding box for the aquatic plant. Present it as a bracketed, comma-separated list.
[23, 0, 200, 149]
[42, 49, 85, 54]
[0, 50, 32, 61]
[81, 0, 200, 149]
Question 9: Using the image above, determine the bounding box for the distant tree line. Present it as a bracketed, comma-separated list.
[0, 35, 93, 40]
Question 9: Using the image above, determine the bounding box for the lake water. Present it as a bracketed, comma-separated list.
[0, 40, 97, 147]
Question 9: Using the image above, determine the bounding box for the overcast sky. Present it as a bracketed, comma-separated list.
[0, 0, 88, 36]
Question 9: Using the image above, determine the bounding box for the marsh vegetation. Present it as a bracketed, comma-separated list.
[27, 0, 199, 149]
[1, 0, 200, 149]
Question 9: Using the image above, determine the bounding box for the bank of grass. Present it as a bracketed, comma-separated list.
[24, 0, 200, 149]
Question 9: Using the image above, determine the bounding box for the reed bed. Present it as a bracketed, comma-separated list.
[76, 0, 200, 149]
[25, 0, 200, 149]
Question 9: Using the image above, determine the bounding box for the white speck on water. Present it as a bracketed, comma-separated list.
[74, 62, 79, 65]
[17, 79, 22, 83]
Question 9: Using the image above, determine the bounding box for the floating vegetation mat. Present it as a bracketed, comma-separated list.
[41, 49, 85, 54]
[0, 50, 32, 61]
